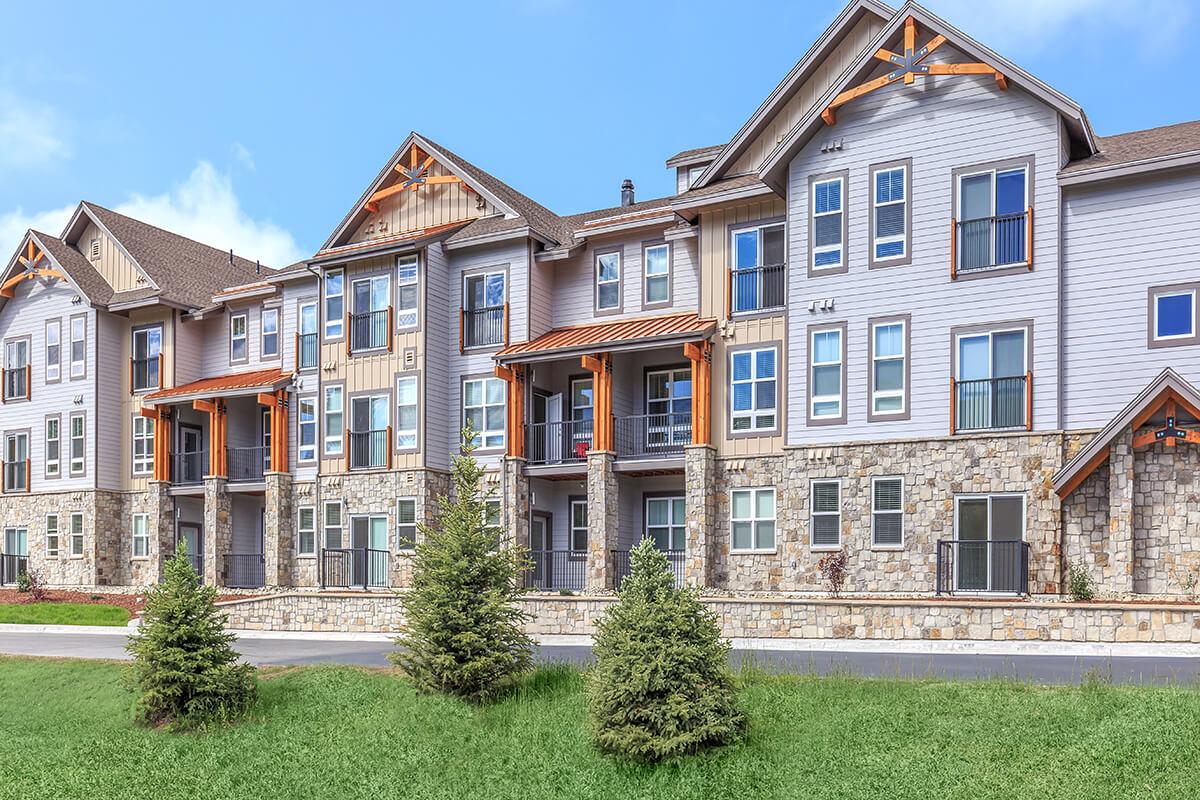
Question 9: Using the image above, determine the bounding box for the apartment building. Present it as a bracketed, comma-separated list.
[2, 0, 1198, 603]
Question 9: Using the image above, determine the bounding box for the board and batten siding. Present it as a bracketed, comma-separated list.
[1061, 168, 1200, 429]
[75, 220, 146, 293]
[347, 159, 497, 246]
[783, 47, 1062, 445]
[115, 307, 174, 492]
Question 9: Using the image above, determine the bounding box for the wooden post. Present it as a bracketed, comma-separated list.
[458, 309, 464, 354]
[949, 377, 957, 435]
[1026, 206, 1034, 269]
[345, 313, 351, 356]
[386, 426, 393, 470]
[387, 307, 394, 353]
[495, 364, 526, 459]
[128, 358, 134, 394]
[344, 429, 350, 472]
[581, 354, 612, 451]
[684, 340, 712, 445]
[503, 302, 510, 348]
[24, 458, 30, 493]
[157, 353, 164, 389]
[1025, 371, 1033, 432]
[950, 218, 957, 280]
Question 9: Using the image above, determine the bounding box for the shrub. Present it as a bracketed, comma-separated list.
[1066, 561, 1096, 602]
[15, 571, 31, 593]
[16, 569, 47, 601]
[126, 544, 256, 730]
[818, 548, 849, 597]
[588, 538, 745, 763]
[390, 428, 533, 704]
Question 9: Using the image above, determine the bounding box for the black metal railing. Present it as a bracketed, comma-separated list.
[611, 548, 685, 589]
[3, 460, 27, 493]
[955, 375, 1027, 431]
[525, 550, 588, 592]
[730, 263, 786, 313]
[131, 356, 160, 391]
[615, 413, 691, 459]
[0, 553, 28, 585]
[956, 212, 1027, 272]
[171, 449, 207, 486]
[463, 306, 505, 348]
[227, 446, 268, 482]
[526, 419, 594, 465]
[297, 332, 319, 370]
[349, 429, 390, 470]
[320, 547, 390, 589]
[222, 553, 265, 588]
[350, 309, 390, 352]
[936, 539, 1030, 595]
[2, 366, 28, 401]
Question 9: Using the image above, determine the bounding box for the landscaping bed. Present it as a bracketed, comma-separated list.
[0, 601, 131, 626]
[1, 656, 1197, 799]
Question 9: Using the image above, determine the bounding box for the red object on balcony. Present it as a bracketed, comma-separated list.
[574, 440, 591, 459]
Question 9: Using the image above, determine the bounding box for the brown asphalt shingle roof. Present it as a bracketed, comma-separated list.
[1062, 120, 1200, 175]
[665, 144, 725, 167]
[31, 231, 114, 304]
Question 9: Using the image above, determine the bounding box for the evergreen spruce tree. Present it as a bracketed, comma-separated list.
[390, 427, 533, 703]
[126, 543, 256, 730]
[588, 538, 745, 762]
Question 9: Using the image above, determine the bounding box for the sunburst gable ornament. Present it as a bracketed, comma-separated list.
[364, 142, 474, 213]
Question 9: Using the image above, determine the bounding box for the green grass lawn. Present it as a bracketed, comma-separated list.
[0, 602, 129, 626]
[0, 657, 1197, 800]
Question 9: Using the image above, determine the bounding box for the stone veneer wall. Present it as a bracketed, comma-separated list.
[0, 488, 123, 586]
[1133, 443, 1200, 595]
[712, 433, 1064, 595]
[218, 592, 1200, 643]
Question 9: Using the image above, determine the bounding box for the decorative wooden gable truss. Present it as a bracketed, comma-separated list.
[364, 143, 475, 214]
[821, 16, 1007, 126]
[1, 238, 68, 298]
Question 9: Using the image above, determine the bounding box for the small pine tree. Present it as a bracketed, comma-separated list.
[390, 427, 533, 703]
[126, 543, 256, 730]
[588, 538, 745, 762]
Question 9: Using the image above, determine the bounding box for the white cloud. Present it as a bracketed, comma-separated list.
[925, 0, 1191, 57]
[0, 91, 70, 171]
[231, 141, 256, 171]
[0, 203, 76, 256]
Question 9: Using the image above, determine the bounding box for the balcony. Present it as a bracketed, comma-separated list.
[952, 211, 1031, 277]
[615, 413, 691, 460]
[227, 445, 268, 483]
[296, 332, 318, 370]
[222, 553, 265, 589]
[524, 550, 588, 592]
[320, 547, 390, 589]
[460, 304, 507, 350]
[728, 263, 785, 315]
[171, 449, 207, 486]
[2, 365, 29, 402]
[130, 355, 162, 392]
[2, 459, 28, 493]
[952, 374, 1031, 433]
[611, 548, 684, 589]
[0, 553, 29, 585]
[936, 539, 1030, 595]
[348, 429, 391, 471]
[526, 419, 594, 466]
[349, 309, 391, 353]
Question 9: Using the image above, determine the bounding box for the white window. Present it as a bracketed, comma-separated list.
[132, 513, 149, 558]
[4, 339, 28, 400]
[397, 498, 418, 550]
[397, 375, 418, 450]
[297, 506, 315, 556]
[44, 417, 60, 478]
[645, 496, 685, 551]
[484, 499, 502, 543]
[229, 313, 248, 363]
[396, 255, 419, 328]
[132, 415, 154, 476]
[812, 176, 844, 270]
[323, 386, 343, 456]
[687, 165, 706, 188]
[731, 488, 776, 551]
[1153, 289, 1196, 342]
[70, 315, 86, 378]
[463, 377, 505, 450]
[298, 301, 318, 370]
[261, 307, 279, 357]
[322, 501, 343, 549]
[810, 480, 841, 548]
[45, 319, 60, 382]
[643, 243, 670, 306]
[45, 515, 58, 557]
[871, 320, 906, 416]
[324, 268, 344, 339]
[298, 397, 317, 462]
[131, 325, 162, 391]
[596, 251, 621, 311]
[570, 499, 588, 553]
[810, 328, 843, 420]
[872, 478, 904, 548]
[69, 413, 85, 476]
[4, 528, 27, 557]
[69, 512, 84, 556]
[730, 347, 777, 432]
[872, 165, 907, 261]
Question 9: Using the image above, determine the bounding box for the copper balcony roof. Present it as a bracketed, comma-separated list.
[144, 368, 293, 404]
[496, 312, 716, 362]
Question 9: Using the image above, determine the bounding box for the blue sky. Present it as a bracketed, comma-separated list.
[1, 0, 1195, 266]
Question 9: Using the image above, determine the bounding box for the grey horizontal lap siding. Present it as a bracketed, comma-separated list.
[783, 46, 1061, 445]
[1062, 168, 1200, 429]
[425, 242, 451, 473]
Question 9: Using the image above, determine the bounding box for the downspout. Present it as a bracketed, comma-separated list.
[305, 261, 324, 589]
[1056, 128, 1068, 597]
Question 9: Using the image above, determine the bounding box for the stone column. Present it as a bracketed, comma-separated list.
[264, 472, 293, 588]
[1107, 427, 1135, 596]
[587, 450, 619, 591]
[149, 480, 175, 582]
[684, 444, 716, 589]
[203, 476, 232, 587]
[502, 456, 529, 551]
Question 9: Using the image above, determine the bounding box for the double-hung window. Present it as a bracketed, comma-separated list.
[45, 319, 60, 382]
[297, 506, 315, 556]
[955, 327, 1027, 431]
[229, 313, 248, 363]
[261, 307, 279, 358]
[396, 255, 419, 329]
[70, 315, 86, 379]
[4, 432, 27, 492]
[298, 397, 317, 462]
[324, 268, 344, 339]
[132, 415, 154, 476]
[323, 386, 343, 456]
[484, 499, 502, 546]
[645, 496, 685, 552]
[731, 488, 776, 551]
[1150, 285, 1198, 347]
[870, 319, 907, 417]
[810, 174, 845, 272]
[570, 499, 588, 553]
[45, 515, 58, 557]
[350, 274, 390, 352]
[643, 243, 670, 307]
[132, 513, 149, 558]
[731, 222, 785, 313]
[871, 162, 909, 263]
[69, 512, 84, 556]
[45, 416, 59, 478]
[4, 339, 28, 401]
[956, 164, 1028, 272]
[872, 478, 904, 548]
[69, 413, 85, 476]
[462, 271, 506, 348]
[322, 501, 343, 549]
[396, 498, 418, 550]
[730, 347, 777, 433]
[595, 250, 621, 312]
[810, 480, 841, 548]
[131, 325, 162, 391]
[396, 375, 418, 450]
[463, 377, 505, 450]
[810, 326, 845, 422]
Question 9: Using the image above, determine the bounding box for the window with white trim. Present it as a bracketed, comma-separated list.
[570, 499, 588, 552]
[810, 328, 843, 420]
[297, 506, 315, 556]
[70, 316, 86, 378]
[397, 498, 417, 550]
[323, 386, 343, 456]
[1153, 289, 1196, 342]
[229, 313, 248, 363]
[811, 176, 844, 270]
[484, 498, 502, 546]
[44, 417, 59, 478]
[730, 222, 785, 313]
[4, 527, 27, 557]
[3, 339, 28, 401]
[463, 377, 505, 450]
[45, 319, 60, 382]
[132, 512, 149, 558]
[396, 255, 419, 328]
[810, 480, 841, 548]
[645, 496, 685, 551]
[872, 165, 907, 261]
[69, 512, 84, 556]
[730, 347, 777, 432]
[397, 375, 418, 450]
[872, 478, 903, 547]
[643, 243, 670, 306]
[132, 415, 154, 476]
[595, 251, 621, 311]
[298, 396, 317, 462]
[324, 268, 344, 339]
[261, 307, 279, 357]
[323, 501, 343, 549]
[45, 515, 58, 557]
[730, 488, 776, 551]
[871, 320, 906, 416]
[69, 413, 85, 476]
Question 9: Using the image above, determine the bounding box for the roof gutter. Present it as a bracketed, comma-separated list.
[1058, 150, 1200, 187]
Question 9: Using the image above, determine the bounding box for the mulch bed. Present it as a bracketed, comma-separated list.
[0, 589, 247, 618]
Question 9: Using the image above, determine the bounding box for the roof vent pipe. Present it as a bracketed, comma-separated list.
[620, 178, 635, 207]
[256, 260, 261, 275]
[229, 248, 234, 265]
